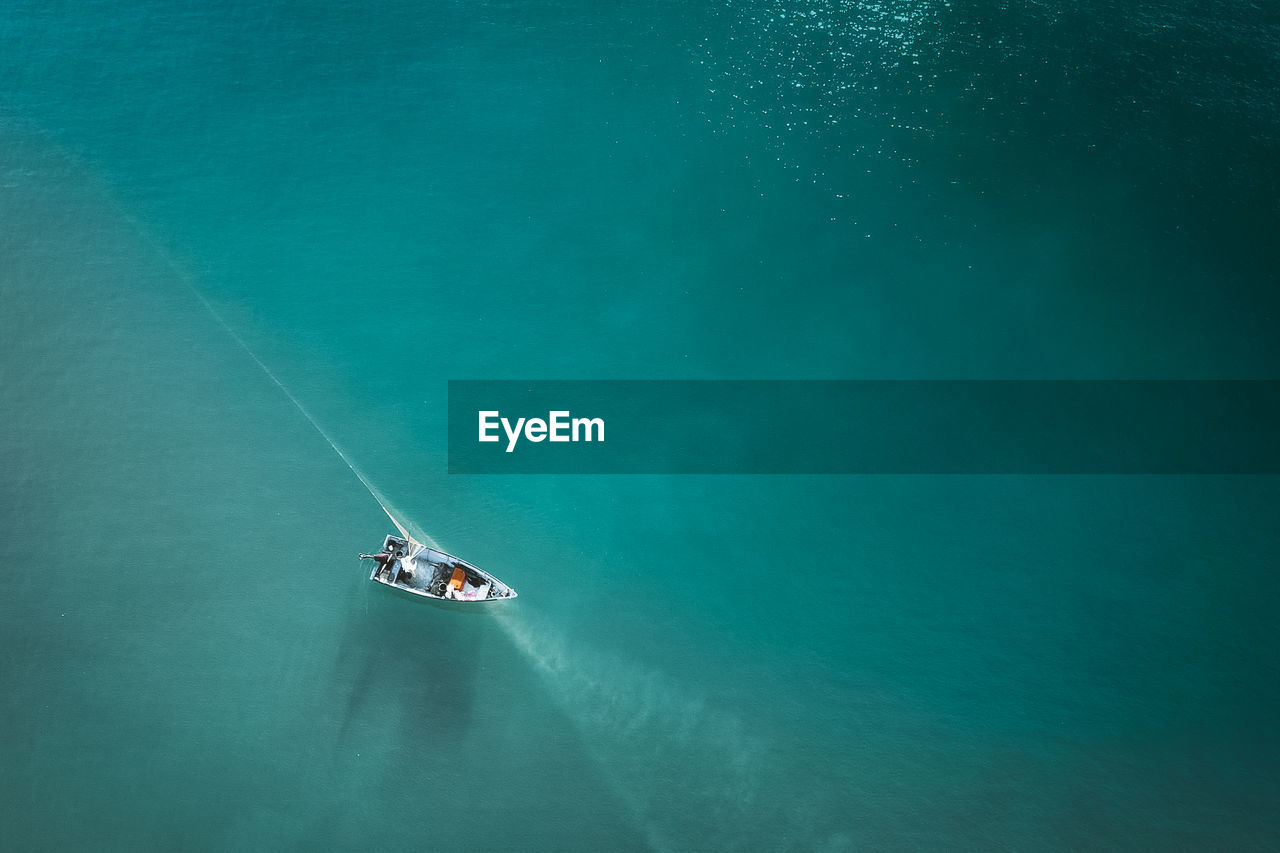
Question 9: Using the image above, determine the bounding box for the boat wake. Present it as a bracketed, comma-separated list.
[130, 220, 435, 547]
[491, 609, 800, 853]
[183, 284, 416, 538]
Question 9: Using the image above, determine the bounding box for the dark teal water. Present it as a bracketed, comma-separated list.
[3, 2, 1278, 849]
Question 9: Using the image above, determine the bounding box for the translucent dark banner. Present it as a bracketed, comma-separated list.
[447, 381, 1280, 474]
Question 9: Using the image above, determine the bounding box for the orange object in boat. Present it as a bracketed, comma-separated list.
[448, 566, 466, 591]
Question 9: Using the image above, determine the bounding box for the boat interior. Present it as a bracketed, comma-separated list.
[370, 535, 505, 601]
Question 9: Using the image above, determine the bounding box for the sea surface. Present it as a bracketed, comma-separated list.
[2, 1, 1279, 850]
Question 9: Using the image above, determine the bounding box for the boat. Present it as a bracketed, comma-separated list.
[364, 533, 518, 602]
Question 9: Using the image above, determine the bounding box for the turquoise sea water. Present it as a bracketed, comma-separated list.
[3, 1, 1279, 849]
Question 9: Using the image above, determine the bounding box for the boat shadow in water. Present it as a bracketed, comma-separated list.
[329, 591, 484, 749]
